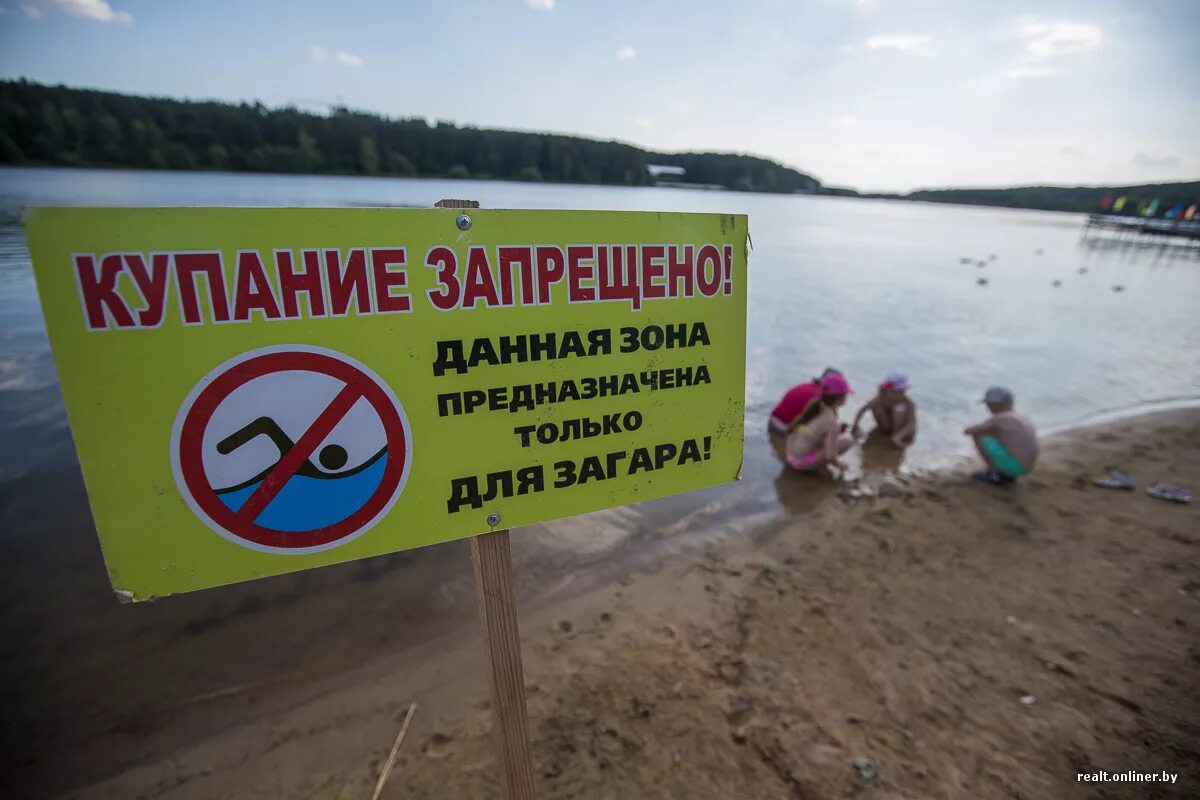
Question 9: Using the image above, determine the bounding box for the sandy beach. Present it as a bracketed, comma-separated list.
[14, 407, 1191, 799]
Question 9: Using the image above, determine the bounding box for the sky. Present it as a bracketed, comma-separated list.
[0, 0, 1196, 193]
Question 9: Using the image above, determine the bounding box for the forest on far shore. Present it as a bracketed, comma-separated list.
[0, 79, 820, 194]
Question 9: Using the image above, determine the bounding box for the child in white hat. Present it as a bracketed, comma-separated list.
[850, 371, 917, 448]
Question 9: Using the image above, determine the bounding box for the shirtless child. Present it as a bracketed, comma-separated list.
[851, 372, 917, 447]
[963, 386, 1039, 485]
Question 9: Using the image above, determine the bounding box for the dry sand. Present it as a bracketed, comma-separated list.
[14, 408, 1200, 799]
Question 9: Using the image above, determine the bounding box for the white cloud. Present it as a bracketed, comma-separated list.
[826, 113, 858, 128]
[822, 0, 878, 12]
[311, 45, 364, 68]
[1001, 65, 1059, 80]
[525, 0, 555, 10]
[617, 45, 636, 61]
[1132, 152, 1181, 169]
[1058, 145, 1086, 159]
[1015, 18, 1103, 59]
[864, 34, 935, 57]
[19, 0, 132, 23]
[975, 18, 1102, 92]
[970, 65, 1059, 94]
[634, 116, 652, 129]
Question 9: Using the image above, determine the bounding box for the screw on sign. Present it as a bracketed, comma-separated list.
[171, 345, 411, 554]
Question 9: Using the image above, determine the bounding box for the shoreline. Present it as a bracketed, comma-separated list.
[1041, 395, 1200, 439]
[26, 405, 1198, 799]
[4, 165, 1193, 219]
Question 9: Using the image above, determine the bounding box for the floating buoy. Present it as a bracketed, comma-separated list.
[1052, 280, 1062, 287]
[976, 277, 988, 285]
[1112, 285, 1125, 292]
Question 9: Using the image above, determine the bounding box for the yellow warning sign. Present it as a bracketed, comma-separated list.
[24, 207, 747, 599]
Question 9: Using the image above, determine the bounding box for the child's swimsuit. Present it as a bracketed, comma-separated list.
[981, 436, 1029, 478]
[785, 408, 836, 471]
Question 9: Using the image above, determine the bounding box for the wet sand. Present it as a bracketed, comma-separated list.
[5, 408, 1200, 799]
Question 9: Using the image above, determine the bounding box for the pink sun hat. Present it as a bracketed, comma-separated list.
[820, 372, 853, 395]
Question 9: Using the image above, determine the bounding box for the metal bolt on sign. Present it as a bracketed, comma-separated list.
[456, 214, 472, 231]
[487, 513, 501, 528]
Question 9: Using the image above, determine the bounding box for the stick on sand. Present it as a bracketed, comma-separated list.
[370, 702, 418, 800]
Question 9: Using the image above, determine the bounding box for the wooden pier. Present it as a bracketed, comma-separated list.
[1083, 213, 1200, 246]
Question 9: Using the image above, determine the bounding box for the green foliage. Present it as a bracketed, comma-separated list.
[165, 142, 196, 170]
[649, 152, 816, 193]
[0, 79, 818, 193]
[297, 129, 320, 171]
[385, 150, 416, 175]
[206, 142, 229, 170]
[93, 111, 123, 163]
[358, 134, 380, 175]
[0, 132, 25, 163]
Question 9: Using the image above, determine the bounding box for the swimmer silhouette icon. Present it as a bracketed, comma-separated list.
[216, 416, 363, 479]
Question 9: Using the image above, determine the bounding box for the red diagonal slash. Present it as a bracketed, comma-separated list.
[236, 383, 364, 523]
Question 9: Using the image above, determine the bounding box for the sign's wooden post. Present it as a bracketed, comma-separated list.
[435, 197, 537, 800]
[470, 529, 537, 800]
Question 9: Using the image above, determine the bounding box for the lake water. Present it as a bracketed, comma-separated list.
[3, 167, 1199, 486]
[1, 166, 1198, 793]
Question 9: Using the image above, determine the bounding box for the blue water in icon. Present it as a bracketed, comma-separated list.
[216, 453, 388, 531]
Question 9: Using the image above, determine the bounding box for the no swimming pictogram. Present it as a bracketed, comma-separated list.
[171, 345, 411, 553]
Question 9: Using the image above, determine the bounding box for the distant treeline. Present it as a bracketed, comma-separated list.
[0, 79, 820, 194]
[895, 182, 1200, 215]
[5, 80, 1193, 213]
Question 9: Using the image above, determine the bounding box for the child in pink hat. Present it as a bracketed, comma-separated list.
[768, 367, 842, 435]
[785, 372, 855, 474]
[851, 371, 918, 448]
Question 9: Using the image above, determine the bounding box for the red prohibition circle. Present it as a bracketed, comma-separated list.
[176, 349, 408, 551]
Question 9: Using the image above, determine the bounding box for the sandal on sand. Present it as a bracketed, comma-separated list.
[972, 469, 1014, 486]
[1146, 484, 1191, 504]
[1093, 467, 1135, 490]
